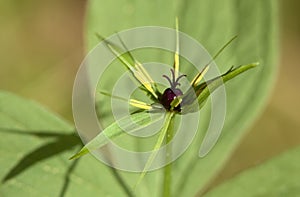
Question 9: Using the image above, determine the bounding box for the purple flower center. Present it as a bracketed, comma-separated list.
[160, 69, 186, 112]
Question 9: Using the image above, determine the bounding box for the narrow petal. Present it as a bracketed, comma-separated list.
[129, 99, 152, 110]
[116, 34, 159, 99]
[99, 91, 152, 110]
[191, 65, 210, 87]
[97, 33, 159, 100]
[173, 17, 180, 79]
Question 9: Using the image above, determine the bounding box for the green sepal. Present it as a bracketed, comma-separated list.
[70, 112, 163, 160]
[182, 63, 258, 113]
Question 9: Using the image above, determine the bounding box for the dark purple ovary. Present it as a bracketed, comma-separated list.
[160, 88, 183, 112]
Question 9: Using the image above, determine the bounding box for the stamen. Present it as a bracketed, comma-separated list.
[163, 69, 187, 89]
[163, 75, 173, 87]
[175, 74, 187, 84]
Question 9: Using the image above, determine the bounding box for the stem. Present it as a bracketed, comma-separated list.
[162, 115, 175, 197]
[135, 112, 174, 188]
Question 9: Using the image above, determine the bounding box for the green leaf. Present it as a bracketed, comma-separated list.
[0, 91, 134, 197]
[174, 1, 278, 195]
[203, 145, 300, 197]
[0, 0, 279, 196]
[70, 111, 163, 160]
[86, 0, 278, 196]
[0, 91, 75, 196]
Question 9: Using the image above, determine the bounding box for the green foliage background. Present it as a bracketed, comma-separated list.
[1, 0, 300, 196]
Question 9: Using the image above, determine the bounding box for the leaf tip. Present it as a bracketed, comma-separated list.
[250, 62, 260, 67]
[69, 147, 89, 160]
[68, 155, 78, 160]
[95, 32, 105, 42]
[246, 62, 260, 70]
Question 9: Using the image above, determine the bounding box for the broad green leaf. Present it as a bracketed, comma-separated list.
[86, 0, 278, 196]
[0, 0, 279, 196]
[0, 91, 76, 196]
[173, 1, 278, 196]
[0, 91, 133, 197]
[203, 145, 300, 197]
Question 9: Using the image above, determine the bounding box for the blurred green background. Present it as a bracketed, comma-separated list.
[0, 0, 299, 191]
